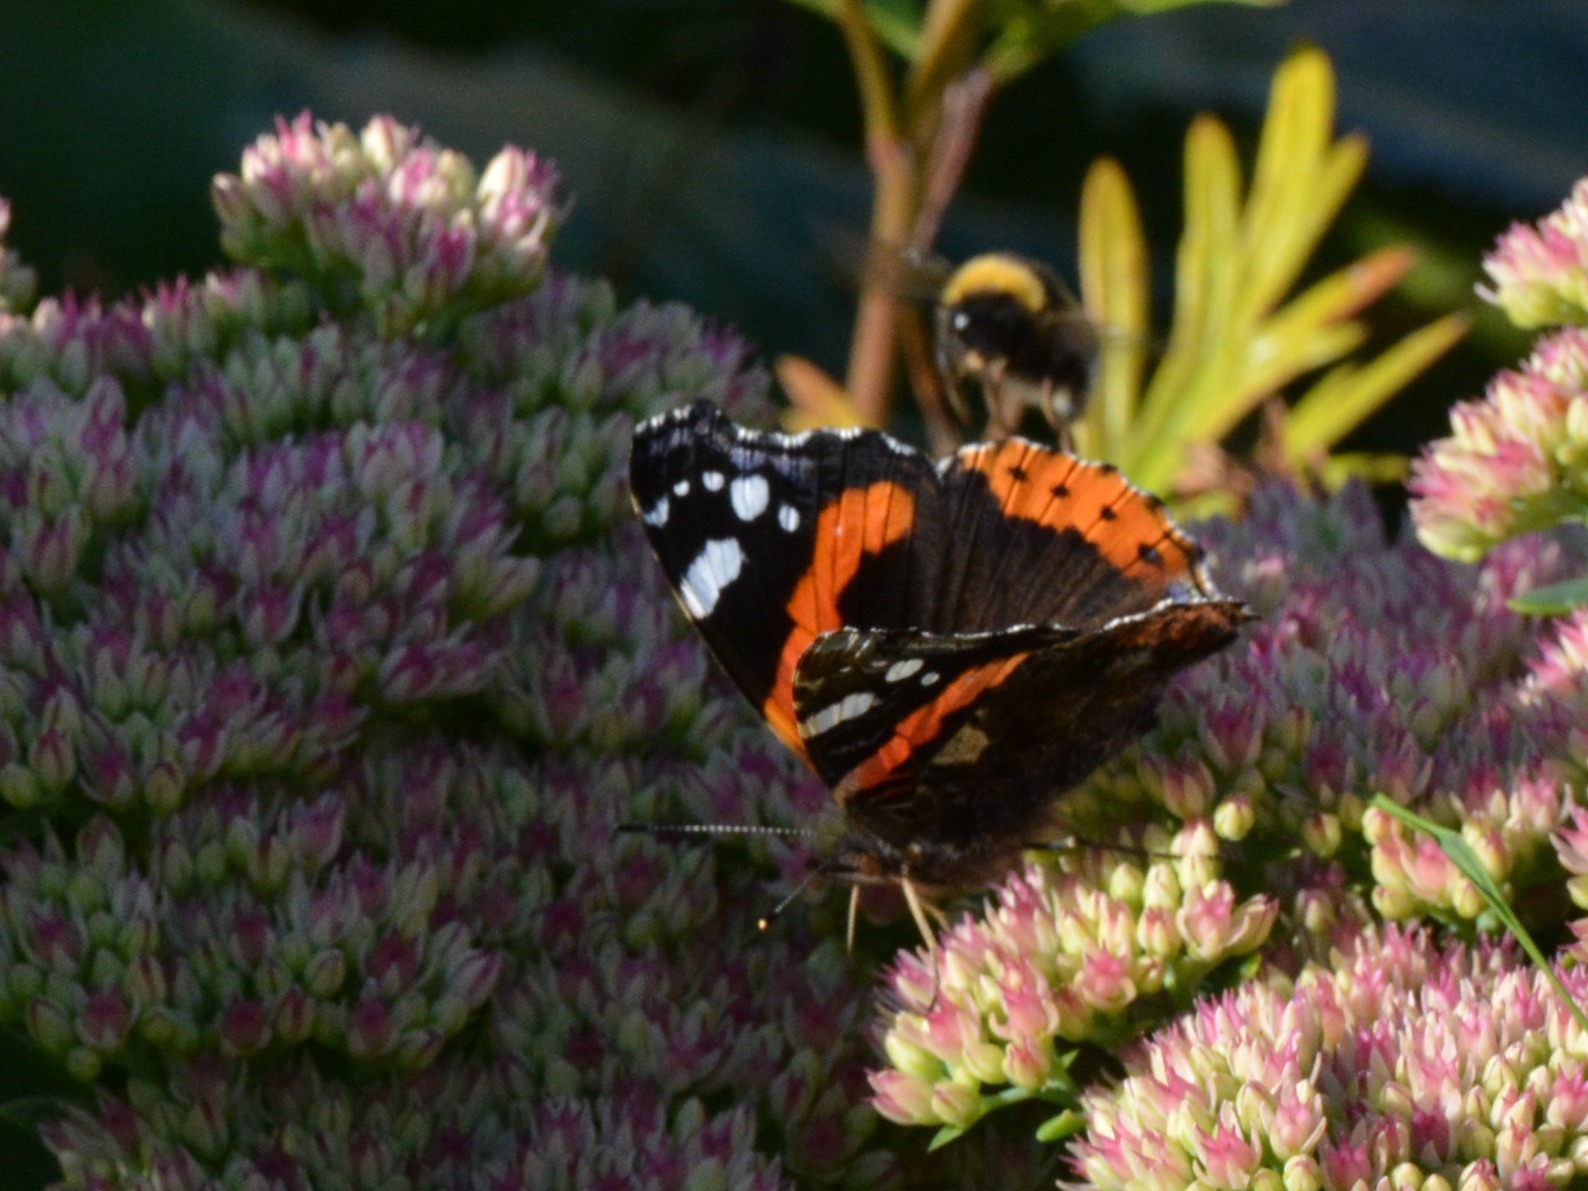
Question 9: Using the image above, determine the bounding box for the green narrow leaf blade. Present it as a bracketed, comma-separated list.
[1369, 794, 1588, 1032]
[1509, 576, 1588, 615]
[1078, 156, 1150, 460]
[928, 1124, 968, 1151]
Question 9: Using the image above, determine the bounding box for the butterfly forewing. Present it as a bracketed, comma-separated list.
[930, 439, 1211, 633]
[628, 401, 945, 756]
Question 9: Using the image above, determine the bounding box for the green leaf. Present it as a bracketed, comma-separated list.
[1035, 1108, 1087, 1143]
[784, 0, 924, 58]
[928, 1123, 968, 1151]
[1074, 47, 1460, 497]
[985, 0, 1282, 83]
[860, 0, 929, 58]
[1077, 157, 1149, 460]
[1285, 313, 1469, 460]
[1507, 575, 1588, 616]
[1315, 451, 1408, 489]
[1368, 794, 1588, 1033]
[0, 1097, 62, 1131]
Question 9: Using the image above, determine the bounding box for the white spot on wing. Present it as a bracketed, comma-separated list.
[702, 471, 725, 492]
[921, 672, 941, 687]
[673, 480, 691, 497]
[679, 538, 743, 618]
[800, 691, 879, 737]
[729, 474, 770, 521]
[778, 504, 800, 533]
[884, 658, 924, 683]
[642, 497, 669, 527]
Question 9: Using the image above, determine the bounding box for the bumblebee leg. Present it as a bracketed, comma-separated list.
[936, 362, 974, 432]
[981, 362, 1024, 441]
[1043, 382, 1077, 452]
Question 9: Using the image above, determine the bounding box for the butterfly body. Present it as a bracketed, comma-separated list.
[629, 401, 1248, 899]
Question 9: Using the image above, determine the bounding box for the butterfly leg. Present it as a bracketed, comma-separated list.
[900, 876, 943, 954]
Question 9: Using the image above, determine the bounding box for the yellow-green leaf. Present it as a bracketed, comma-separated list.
[1078, 157, 1149, 459]
[1285, 313, 1469, 458]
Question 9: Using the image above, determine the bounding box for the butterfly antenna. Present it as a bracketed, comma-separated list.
[616, 823, 817, 842]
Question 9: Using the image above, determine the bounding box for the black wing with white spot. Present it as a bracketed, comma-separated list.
[628, 400, 944, 759]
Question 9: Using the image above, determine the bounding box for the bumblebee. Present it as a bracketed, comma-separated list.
[934, 252, 1099, 442]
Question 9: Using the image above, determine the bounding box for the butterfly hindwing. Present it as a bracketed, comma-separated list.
[795, 603, 1244, 891]
[919, 600, 1246, 809]
[790, 624, 1077, 794]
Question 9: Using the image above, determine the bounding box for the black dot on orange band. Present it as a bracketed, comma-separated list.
[1006, 465, 1028, 481]
[1139, 542, 1164, 566]
[1051, 483, 1071, 498]
[1099, 506, 1118, 521]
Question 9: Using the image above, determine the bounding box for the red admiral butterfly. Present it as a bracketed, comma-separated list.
[629, 400, 1249, 938]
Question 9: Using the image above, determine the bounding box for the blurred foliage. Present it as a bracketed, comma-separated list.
[768, 0, 1275, 431]
[0, 1033, 73, 1187]
[1073, 47, 1466, 504]
[775, 43, 1463, 507]
[785, 0, 1278, 88]
[2, 0, 1572, 483]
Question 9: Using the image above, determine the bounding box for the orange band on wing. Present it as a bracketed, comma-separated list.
[960, 442, 1196, 581]
[762, 481, 917, 757]
[833, 651, 1031, 800]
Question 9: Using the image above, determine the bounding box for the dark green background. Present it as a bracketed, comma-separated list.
[3, 0, 1585, 460]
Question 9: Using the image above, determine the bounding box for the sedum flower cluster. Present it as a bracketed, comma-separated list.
[870, 823, 1275, 1139]
[870, 819, 1276, 1137]
[0, 114, 919, 1190]
[1475, 178, 1588, 330]
[1410, 328, 1588, 563]
[1027, 176, 1588, 1184]
[1412, 180, 1588, 562]
[1076, 927, 1588, 1191]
